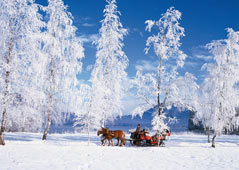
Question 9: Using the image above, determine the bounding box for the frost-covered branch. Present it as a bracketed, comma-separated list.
[89, 0, 128, 127]
[194, 28, 239, 147]
[133, 7, 197, 133]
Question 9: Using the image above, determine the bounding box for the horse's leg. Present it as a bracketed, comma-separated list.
[111, 138, 113, 146]
[116, 138, 119, 146]
[123, 133, 126, 145]
[119, 138, 122, 146]
[108, 138, 112, 146]
[103, 138, 107, 146]
[101, 135, 106, 145]
[120, 136, 125, 146]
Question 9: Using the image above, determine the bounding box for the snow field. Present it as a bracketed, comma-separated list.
[0, 132, 239, 170]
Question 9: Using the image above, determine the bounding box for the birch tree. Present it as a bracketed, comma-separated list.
[194, 28, 239, 147]
[193, 64, 216, 143]
[132, 7, 197, 133]
[73, 84, 101, 145]
[90, 0, 128, 127]
[0, 0, 44, 145]
[41, 0, 84, 140]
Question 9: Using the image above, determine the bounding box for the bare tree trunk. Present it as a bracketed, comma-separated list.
[0, 24, 13, 145]
[157, 56, 162, 117]
[212, 134, 216, 148]
[0, 109, 7, 145]
[42, 69, 53, 140]
[88, 121, 90, 146]
[0, 64, 11, 146]
[87, 100, 92, 146]
[157, 35, 166, 118]
[42, 105, 52, 140]
[207, 128, 210, 143]
[157, 92, 161, 116]
[0, 74, 9, 145]
[101, 112, 105, 128]
[42, 53, 55, 140]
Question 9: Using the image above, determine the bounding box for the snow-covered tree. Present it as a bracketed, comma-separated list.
[90, 0, 128, 127]
[194, 28, 239, 147]
[73, 84, 101, 145]
[193, 64, 216, 143]
[41, 0, 84, 140]
[0, 0, 44, 145]
[132, 7, 197, 133]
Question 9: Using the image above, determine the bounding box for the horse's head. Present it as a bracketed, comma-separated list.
[97, 128, 102, 136]
[97, 127, 109, 136]
[101, 127, 109, 135]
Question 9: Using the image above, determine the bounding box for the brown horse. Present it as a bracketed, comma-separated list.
[102, 134, 114, 146]
[110, 130, 126, 146]
[97, 127, 126, 146]
[97, 127, 113, 146]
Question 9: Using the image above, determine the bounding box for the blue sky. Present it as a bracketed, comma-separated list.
[37, 0, 239, 83]
[36, 0, 239, 113]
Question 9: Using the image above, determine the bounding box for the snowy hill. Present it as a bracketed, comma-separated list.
[108, 107, 190, 132]
[51, 107, 191, 133]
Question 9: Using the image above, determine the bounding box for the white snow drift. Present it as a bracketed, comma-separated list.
[0, 132, 239, 170]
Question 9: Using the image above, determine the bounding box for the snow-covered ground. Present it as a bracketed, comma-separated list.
[0, 132, 239, 170]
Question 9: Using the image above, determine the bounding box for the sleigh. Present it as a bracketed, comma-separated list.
[126, 129, 170, 147]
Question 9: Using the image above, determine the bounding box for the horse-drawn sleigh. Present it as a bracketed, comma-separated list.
[97, 127, 170, 147]
[127, 128, 170, 146]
